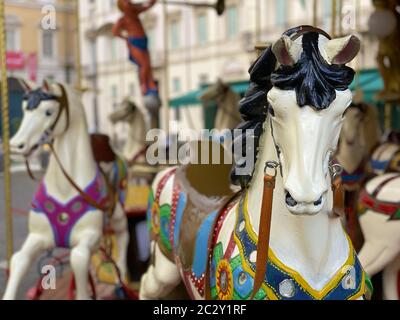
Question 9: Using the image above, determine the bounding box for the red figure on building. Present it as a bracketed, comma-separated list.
[113, 0, 160, 110]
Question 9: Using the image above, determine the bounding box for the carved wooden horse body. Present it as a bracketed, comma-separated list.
[357, 136, 400, 299]
[140, 27, 371, 300]
[358, 173, 400, 299]
[334, 103, 381, 250]
[3, 81, 129, 300]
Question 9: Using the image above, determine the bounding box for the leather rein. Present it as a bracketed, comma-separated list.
[25, 85, 113, 213]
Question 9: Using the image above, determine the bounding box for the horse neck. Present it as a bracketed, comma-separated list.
[44, 115, 97, 200]
[336, 137, 366, 174]
[124, 112, 147, 160]
[246, 120, 350, 289]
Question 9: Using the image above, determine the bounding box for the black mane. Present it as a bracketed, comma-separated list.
[23, 89, 57, 110]
[231, 27, 356, 187]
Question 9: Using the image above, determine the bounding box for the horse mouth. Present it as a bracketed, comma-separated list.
[10, 143, 40, 158]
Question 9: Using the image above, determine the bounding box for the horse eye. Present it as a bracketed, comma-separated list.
[45, 109, 53, 117]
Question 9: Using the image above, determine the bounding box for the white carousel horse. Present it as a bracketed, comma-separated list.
[334, 103, 381, 250]
[109, 97, 149, 162]
[336, 103, 380, 188]
[140, 26, 370, 300]
[3, 80, 129, 300]
[199, 79, 242, 130]
[358, 173, 400, 299]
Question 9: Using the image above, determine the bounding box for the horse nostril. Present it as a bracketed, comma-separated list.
[17, 143, 25, 150]
[285, 192, 298, 207]
[313, 196, 323, 206]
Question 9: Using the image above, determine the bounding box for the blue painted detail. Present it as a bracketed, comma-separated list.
[371, 160, 389, 171]
[342, 174, 363, 183]
[235, 196, 365, 300]
[233, 267, 253, 299]
[173, 192, 187, 249]
[210, 258, 216, 288]
[192, 211, 218, 278]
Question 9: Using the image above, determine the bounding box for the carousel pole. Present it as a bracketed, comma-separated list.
[313, 0, 318, 27]
[0, 0, 14, 264]
[74, 0, 82, 89]
[331, 0, 337, 37]
[255, 0, 261, 42]
[162, 0, 170, 132]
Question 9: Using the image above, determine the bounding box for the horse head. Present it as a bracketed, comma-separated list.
[10, 79, 78, 158]
[199, 79, 230, 103]
[233, 26, 360, 216]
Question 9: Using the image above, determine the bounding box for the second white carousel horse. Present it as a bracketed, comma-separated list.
[109, 97, 149, 162]
[199, 79, 242, 130]
[3, 80, 129, 300]
[140, 26, 371, 300]
[358, 173, 400, 299]
[334, 103, 381, 250]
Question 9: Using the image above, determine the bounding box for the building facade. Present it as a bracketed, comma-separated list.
[78, 0, 378, 141]
[5, 0, 76, 84]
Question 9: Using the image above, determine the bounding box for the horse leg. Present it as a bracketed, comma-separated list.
[70, 232, 100, 300]
[382, 253, 400, 300]
[110, 202, 129, 281]
[139, 242, 181, 300]
[3, 234, 50, 300]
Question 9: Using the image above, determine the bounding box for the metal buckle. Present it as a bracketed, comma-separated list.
[329, 163, 343, 181]
[264, 161, 280, 177]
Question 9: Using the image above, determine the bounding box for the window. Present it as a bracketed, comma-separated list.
[129, 83, 135, 96]
[199, 74, 208, 86]
[6, 29, 18, 51]
[226, 6, 238, 39]
[147, 26, 156, 50]
[170, 19, 180, 49]
[111, 85, 118, 109]
[111, 38, 117, 60]
[172, 77, 181, 93]
[42, 31, 54, 58]
[276, 0, 286, 27]
[197, 14, 207, 45]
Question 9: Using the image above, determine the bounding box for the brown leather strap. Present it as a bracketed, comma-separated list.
[127, 145, 148, 167]
[250, 173, 276, 299]
[332, 176, 345, 217]
[25, 158, 39, 181]
[48, 143, 111, 212]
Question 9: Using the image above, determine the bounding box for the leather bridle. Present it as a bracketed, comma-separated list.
[25, 84, 112, 213]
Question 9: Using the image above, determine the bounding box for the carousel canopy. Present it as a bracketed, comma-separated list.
[170, 69, 383, 108]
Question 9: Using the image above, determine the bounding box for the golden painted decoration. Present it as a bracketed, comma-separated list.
[216, 259, 233, 300]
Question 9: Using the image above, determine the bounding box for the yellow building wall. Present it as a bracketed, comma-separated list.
[5, 1, 76, 67]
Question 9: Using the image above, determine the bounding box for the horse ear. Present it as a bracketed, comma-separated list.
[324, 35, 360, 65]
[18, 78, 33, 93]
[272, 35, 302, 66]
[42, 79, 63, 97]
[42, 79, 52, 93]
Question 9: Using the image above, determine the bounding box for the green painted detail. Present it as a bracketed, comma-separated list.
[392, 208, 400, 220]
[210, 241, 268, 300]
[146, 190, 155, 230]
[365, 273, 374, 300]
[213, 242, 224, 262]
[230, 255, 242, 270]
